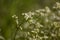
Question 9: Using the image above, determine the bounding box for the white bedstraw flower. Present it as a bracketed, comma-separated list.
[45, 18, 49, 22]
[41, 31, 44, 34]
[39, 37, 43, 40]
[56, 2, 60, 8]
[28, 11, 35, 16]
[36, 22, 40, 27]
[51, 33, 56, 37]
[45, 6, 51, 13]
[40, 12, 45, 16]
[23, 22, 29, 28]
[24, 11, 34, 20]
[58, 10, 60, 13]
[0, 36, 5, 40]
[22, 13, 25, 15]
[40, 9, 45, 12]
[20, 26, 22, 30]
[35, 9, 40, 12]
[16, 19, 18, 24]
[43, 35, 48, 39]
[12, 14, 18, 24]
[29, 19, 36, 24]
[12, 14, 16, 18]
[36, 22, 43, 28]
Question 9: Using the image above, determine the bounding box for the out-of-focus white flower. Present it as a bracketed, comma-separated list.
[16, 19, 18, 24]
[12, 14, 18, 19]
[43, 35, 48, 39]
[35, 9, 41, 13]
[45, 6, 51, 13]
[27, 32, 30, 35]
[51, 14, 56, 19]
[12, 14, 18, 24]
[23, 11, 35, 20]
[56, 2, 60, 8]
[36, 22, 43, 28]
[40, 9, 45, 12]
[45, 18, 49, 22]
[23, 22, 29, 28]
[22, 13, 25, 15]
[58, 10, 60, 13]
[40, 12, 45, 16]
[24, 13, 30, 20]
[31, 30, 37, 33]
[28, 19, 36, 24]
[56, 16, 60, 20]
[39, 37, 43, 40]
[51, 33, 56, 37]
[36, 22, 40, 27]
[41, 31, 44, 34]
[35, 9, 45, 12]
[19, 26, 22, 30]
[28, 11, 35, 16]
[34, 29, 39, 33]
[0, 36, 5, 40]
[12, 15, 16, 18]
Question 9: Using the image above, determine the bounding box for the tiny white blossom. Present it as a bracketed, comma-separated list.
[45, 18, 49, 22]
[0, 36, 5, 40]
[28, 19, 36, 24]
[45, 6, 51, 13]
[24, 13, 30, 20]
[41, 31, 44, 33]
[23, 22, 29, 28]
[35, 9, 40, 12]
[20, 26, 22, 30]
[16, 19, 18, 24]
[56, 2, 60, 8]
[43, 35, 48, 39]
[12, 15, 16, 18]
[40, 12, 45, 16]
[51, 33, 56, 37]
[28, 11, 35, 16]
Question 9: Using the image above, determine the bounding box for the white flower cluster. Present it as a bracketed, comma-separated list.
[53, 2, 60, 9]
[15, 2, 60, 40]
[22, 12, 35, 20]
[12, 14, 18, 24]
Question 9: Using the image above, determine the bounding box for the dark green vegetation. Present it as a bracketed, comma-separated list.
[0, 0, 60, 40]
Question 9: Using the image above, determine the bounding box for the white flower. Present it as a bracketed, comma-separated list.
[56, 2, 60, 8]
[41, 31, 44, 34]
[51, 33, 56, 37]
[23, 22, 29, 28]
[45, 6, 51, 13]
[35, 9, 40, 12]
[19, 26, 22, 30]
[23, 12, 35, 20]
[39, 37, 43, 39]
[28, 11, 35, 16]
[24, 14, 30, 20]
[40, 12, 45, 16]
[28, 19, 36, 24]
[45, 18, 49, 22]
[0, 36, 5, 40]
[40, 9, 45, 12]
[27, 32, 30, 35]
[12, 14, 18, 24]
[58, 10, 60, 13]
[16, 19, 18, 24]
[43, 35, 48, 39]
[12, 15, 16, 18]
